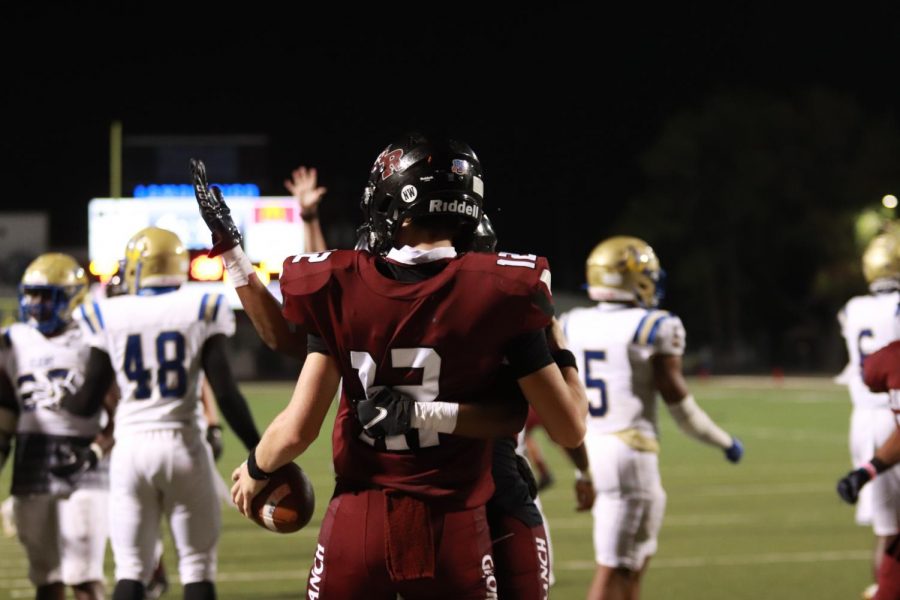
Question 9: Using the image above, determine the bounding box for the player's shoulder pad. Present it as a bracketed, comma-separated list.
[280, 249, 354, 298]
[632, 309, 676, 345]
[74, 300, 106, 334]
[459, 251, 552, 292]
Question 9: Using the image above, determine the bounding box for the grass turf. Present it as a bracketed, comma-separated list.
[0, 377, 875, 599]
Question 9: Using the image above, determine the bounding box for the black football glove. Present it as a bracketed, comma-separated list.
[837, 468, 872, 504]
[191, 158, 242, 257]
[206, 425, 224, 462]
[50, 442, 101, 478]
[356, 387, 413, 439]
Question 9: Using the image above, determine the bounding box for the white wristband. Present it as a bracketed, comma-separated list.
[221, 246, 254, 288]
[411, 401, 460, 434]
[666, 394, 733, 450]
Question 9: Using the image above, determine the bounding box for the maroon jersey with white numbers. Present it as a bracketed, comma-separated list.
[281, 249, 553, 509]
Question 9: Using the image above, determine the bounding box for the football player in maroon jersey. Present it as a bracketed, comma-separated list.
[194, 134, 587, 598]
[838, 340, 900, 600]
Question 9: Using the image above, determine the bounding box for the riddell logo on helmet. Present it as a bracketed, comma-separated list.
[428, 199, 480, 219]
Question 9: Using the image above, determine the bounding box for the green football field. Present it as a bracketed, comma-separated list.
[0, 377, 878, 599]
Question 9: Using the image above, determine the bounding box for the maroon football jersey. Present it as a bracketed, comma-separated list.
[280, 249, 553, 509]
[864, 341, 900, 419]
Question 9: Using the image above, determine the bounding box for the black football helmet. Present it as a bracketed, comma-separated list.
[360, 133, 485, 255]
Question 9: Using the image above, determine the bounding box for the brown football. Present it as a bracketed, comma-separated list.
[250, 462, 315, 534]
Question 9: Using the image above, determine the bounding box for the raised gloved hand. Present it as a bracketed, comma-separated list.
[356, 387, 413, 438]
[724, 437, 744, 464]
[191, 158, 242, 257]
[50, 442, 102, 478]
[837, 467, 873, 505]
[207, 425, 224, 462]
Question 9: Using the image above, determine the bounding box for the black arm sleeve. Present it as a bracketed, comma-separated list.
[504, 329, 554, 379]
[201, 334, 261, 450]
[307, 333, 330, 355]
[61, 347, 115, 417]
[0, 370, 18, 415]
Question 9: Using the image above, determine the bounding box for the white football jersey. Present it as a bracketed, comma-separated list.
[838, 291, 900, 409]
[561, 303, 685, 439]
[82, 289, 234, 434]
[0, 322, 101, 438]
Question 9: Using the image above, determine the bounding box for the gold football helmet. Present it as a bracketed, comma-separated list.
[19, 253, 88, 334]
[586, 236, 664, 308]
[862, 232, 900, 292]
[123, 227, 189, 294]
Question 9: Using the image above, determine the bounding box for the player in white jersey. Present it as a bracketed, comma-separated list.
[0, 254, 109, 600]
[560, 236, 743, 600]
[838, 232, 900, 597]
[62, 227, 261, 600]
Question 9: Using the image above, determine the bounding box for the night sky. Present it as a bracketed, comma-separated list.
[4, 7, 900, 292]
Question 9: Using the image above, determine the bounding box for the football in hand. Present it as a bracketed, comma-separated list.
[250, 463, 315, 534]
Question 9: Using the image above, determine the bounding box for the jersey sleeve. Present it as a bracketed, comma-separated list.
[75, 300, 110, 352]
[632, 310, 684, 356]
[488, 253, 554, 335]
[279, 250, 345, 334]
[653, 314, 686, 356]
[198, 292, 235, 338]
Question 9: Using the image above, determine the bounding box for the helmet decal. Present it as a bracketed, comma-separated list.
[377, 149, 404, 180]
[401, 185, 418, 203]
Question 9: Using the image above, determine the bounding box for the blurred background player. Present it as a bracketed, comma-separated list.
[0, 254, 110, 600]
[560, 236, 743, 600]
[837, 231, 900, 599]
[62, 227, 261, 600]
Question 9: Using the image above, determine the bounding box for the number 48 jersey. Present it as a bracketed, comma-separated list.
[560, 303, 686, 440]
[82, 289, 234, 434]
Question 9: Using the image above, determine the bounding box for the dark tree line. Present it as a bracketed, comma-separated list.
[614, 88, 900, 372]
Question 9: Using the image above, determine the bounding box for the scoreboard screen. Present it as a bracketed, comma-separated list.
[88, 197, 304, 306]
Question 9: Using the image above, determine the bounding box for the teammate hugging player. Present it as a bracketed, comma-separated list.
[0, 254, 110, 600]
[220, 133, 587, 598]
[560, 236, 743, 600]
[62, 227, 261, 600]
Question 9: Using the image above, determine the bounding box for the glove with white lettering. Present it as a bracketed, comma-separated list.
[356, 387, 413, 438]
[49, 442, 102, 478]
[191, 158, 242, 257]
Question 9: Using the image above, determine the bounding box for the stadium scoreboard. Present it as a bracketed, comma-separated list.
[88, 197, 304, 306]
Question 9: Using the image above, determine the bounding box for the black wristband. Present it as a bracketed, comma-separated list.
[552, 349, 577, 371]
[247, 447, 272, 481]
[300, 211, 318, 223]
[871, 457, 890, 474]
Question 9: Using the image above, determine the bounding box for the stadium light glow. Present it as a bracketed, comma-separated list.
[89, 258, 120, 282]
[259, 260, 283, 275]
[883, 194, 898, 209]
[190, 255, 225, 281]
